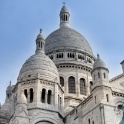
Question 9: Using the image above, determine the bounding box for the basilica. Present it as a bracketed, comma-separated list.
[0, 5, 124, 124]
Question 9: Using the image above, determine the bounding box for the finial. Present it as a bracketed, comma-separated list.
[9, 81, 11, 86]
[63, 2, 66, 6]
[40, 28, 42, 33]
[97, 54, 100, 59]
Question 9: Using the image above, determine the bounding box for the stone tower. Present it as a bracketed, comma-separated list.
[10, 30, 64, 124]
[91, 54, 112, 104]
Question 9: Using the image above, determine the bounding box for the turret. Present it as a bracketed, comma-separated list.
[120, 60, 124, 74]
[91, 54, 112, 104]
[60, 4, 70, 27]
[6, 81, 13, 103]
[35, 29, 45, 53]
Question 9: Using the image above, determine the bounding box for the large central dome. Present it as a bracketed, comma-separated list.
[45, 5, 93, 56]
[45, 26, 93, 55]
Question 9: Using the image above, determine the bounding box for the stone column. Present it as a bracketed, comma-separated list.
[54, 84, 58, 110]
[64, 81, 68, 95]
[86, 72, 90, 96]
[100, 105, 105, 124]
[76, 69, 80, 96]
[45, 90, 48, 104]
[51, 93, 54, 105]
[27, 90, 30, 103]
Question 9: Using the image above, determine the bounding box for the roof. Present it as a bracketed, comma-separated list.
[18, 51, 59, 82]
[93, 54, 106, 69]
[60, 5, 69, 14]
[45, 27, 93, 55]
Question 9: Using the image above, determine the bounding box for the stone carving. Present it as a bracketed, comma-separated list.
[120, 103, 124, 124]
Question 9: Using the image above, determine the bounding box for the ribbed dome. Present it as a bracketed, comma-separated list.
[37, 29, 44, 40]
[60, 5, 69, 13]
[45, 27, 93, 55]
[18, 52, 59, 82]
[93, 54, 106, 69]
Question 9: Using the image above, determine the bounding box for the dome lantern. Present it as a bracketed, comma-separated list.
[35, 29, 45, 53]
[60, 4, 70, 28]
[93, 54, 107, 70]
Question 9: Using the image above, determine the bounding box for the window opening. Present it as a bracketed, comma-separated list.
[104, 73, 106, 78]
[60, 77, 64, 87]
[47, 90, 52, 104]
[24, 89, 28, 98]
[98, 72, 100, 78]
[106, 94, 109, 102]
[30, 88, 33, 103]
[41, 89, 46, 103]
[80, 78, 86, 95]
[68, 76, 75, 93]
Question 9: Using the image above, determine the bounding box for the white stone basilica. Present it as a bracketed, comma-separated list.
[0, 5, 124, 124]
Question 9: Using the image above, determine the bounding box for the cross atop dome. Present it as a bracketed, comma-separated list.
[40, 28, 42, 33]
[63, 2, 66, 5]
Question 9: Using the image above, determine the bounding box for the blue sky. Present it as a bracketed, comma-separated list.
[0, 0, 124, 104]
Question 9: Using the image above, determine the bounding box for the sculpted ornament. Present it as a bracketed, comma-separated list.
[120, 82, 124, 87]
[120, 103, 124, 124]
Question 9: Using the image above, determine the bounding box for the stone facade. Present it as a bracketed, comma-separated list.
[0, 5, 124, 124]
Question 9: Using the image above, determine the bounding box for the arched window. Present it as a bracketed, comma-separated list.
[47, 90, 52, 104]
[94, 75, 95, 80]
[40, 42, 42, 48]
[118, 104, 122, 110]
[66, 15, 67, 21]
[24, 89, 28, 98]
[39, 42, 40, 48]
[62, 53, 63, 58]
[41, 89, 46, 103]
[90, 81, 93, 93]
[72, 53, 74, 58]
[58, 53, 60, 58]
[64, 15, 65, 21]
[62, 15, 64, 21]
[104, 73, 106, 78]
[106, 94, 109, 102]
[80, 78, 86, 95]
[98, 72, 100, 78]
[88, 119, 90, 124]
[68, 76, 75, 93]
[60, 77, 64, 87]
[30, 88, 33, 103]
[67, 53, 69, 58]
[90, 81, 93, 86]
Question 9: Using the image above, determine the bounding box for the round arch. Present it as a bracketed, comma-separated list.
[36, 121, 53, 124]
[32, 117, 58, 124]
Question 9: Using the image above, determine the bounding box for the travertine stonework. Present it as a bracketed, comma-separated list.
[0, 5, 124, 124]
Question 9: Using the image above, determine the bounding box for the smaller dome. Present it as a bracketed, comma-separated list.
[60, 5, 69, 14]
[36, 29, 44, 40]
[93, 54, 106, 69]
[18, 30, 59, 82]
